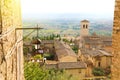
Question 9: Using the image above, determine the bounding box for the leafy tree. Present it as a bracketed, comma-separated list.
[56, 34, 60, 37]
[33, 54, 43, 59]
[72, 46, 78, 54]
[63, 39, 69, 43]
[38, 34, 61, 40]
[24, 63, 80, 80]
[24, 63, 49, 80]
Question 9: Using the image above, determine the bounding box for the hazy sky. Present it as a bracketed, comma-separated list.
[21, 0, 115, 19]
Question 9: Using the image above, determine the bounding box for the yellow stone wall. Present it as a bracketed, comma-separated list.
[85, 66, 93, 77]
[65, 68, 86, 79]
[101, 56, 109, 68]
[0, 0, 24, 80]
[94, 56, 111, 69]
[112, 0, 120, 79]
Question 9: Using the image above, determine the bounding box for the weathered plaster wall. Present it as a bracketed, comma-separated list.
[0, 0, 24, 80]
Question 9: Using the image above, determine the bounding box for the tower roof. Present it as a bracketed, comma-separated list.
[81, 20, 89, 22]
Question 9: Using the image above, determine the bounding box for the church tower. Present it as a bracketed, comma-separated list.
[80, 20, 90, 36]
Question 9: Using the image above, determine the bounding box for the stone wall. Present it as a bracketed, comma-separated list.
[65, 69, 86, 79]
[0, 0, 24, 80]
[112, 0, 120, 79]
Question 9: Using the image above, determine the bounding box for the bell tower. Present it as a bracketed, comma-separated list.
[80, 20, 90, 36]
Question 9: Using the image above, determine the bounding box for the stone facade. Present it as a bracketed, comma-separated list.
[65, 69, 86, 79]
[0, 0, 24, 80]
[46, 62, 86, 79]
[112, 0, 120, 79]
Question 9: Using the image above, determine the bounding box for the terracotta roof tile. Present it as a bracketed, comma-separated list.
[54, 41, 77, 59]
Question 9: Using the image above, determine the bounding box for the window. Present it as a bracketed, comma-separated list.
[79, 69, 81, 73]
[98, 62, 101, 67]
[86, 25, 88, 29]
[83, 25, 85, 29]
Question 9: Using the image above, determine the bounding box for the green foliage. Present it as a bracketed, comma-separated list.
[24, 62, 79, 80]
[23, 19, 112, 39]
[44, 53, 54, 60]
[72, 46, 78, 54]
[23, 47, 29, 56]
[37, 34, 61, 40]
[33, 54, 42, 59]
[24, 62, 48, 80]
[63, 39, 70, 43]
[92, 67, 105, 76]
[47, 69, 79, 80]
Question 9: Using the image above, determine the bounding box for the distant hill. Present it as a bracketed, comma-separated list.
[22, 15, 113, 37]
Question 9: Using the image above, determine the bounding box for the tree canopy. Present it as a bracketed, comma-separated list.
[24, 62, 79, 80]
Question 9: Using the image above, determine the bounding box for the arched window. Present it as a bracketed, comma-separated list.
[83, 25, 85, 29]
[86, 25, 88, 29]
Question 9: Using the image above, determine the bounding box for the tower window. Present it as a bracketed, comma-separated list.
[83, 25, 85, 29]
[86, 25, 88, 28]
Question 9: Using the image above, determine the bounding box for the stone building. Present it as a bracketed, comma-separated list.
[78, 20, 113, 77]
[54, 41, 77, 62]
[44, 40, 87, 79]
[42, 40, 54, 54]
[24, 40, 55, 56]
[46, 61, 87, 79]
[82, 33, 112, 53]
[81, 49, 112, 68]
[0, 0, 24, 80]
[79, 49, 112, 77]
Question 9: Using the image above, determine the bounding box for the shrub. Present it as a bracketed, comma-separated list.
[24, 62, 48, 80]
[72, 46, 78, 54]
[33, 54, 42, 59]
[44, 53, 54, 60]
[92, 67, 105, 76]
[24, 62, 79, 80]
